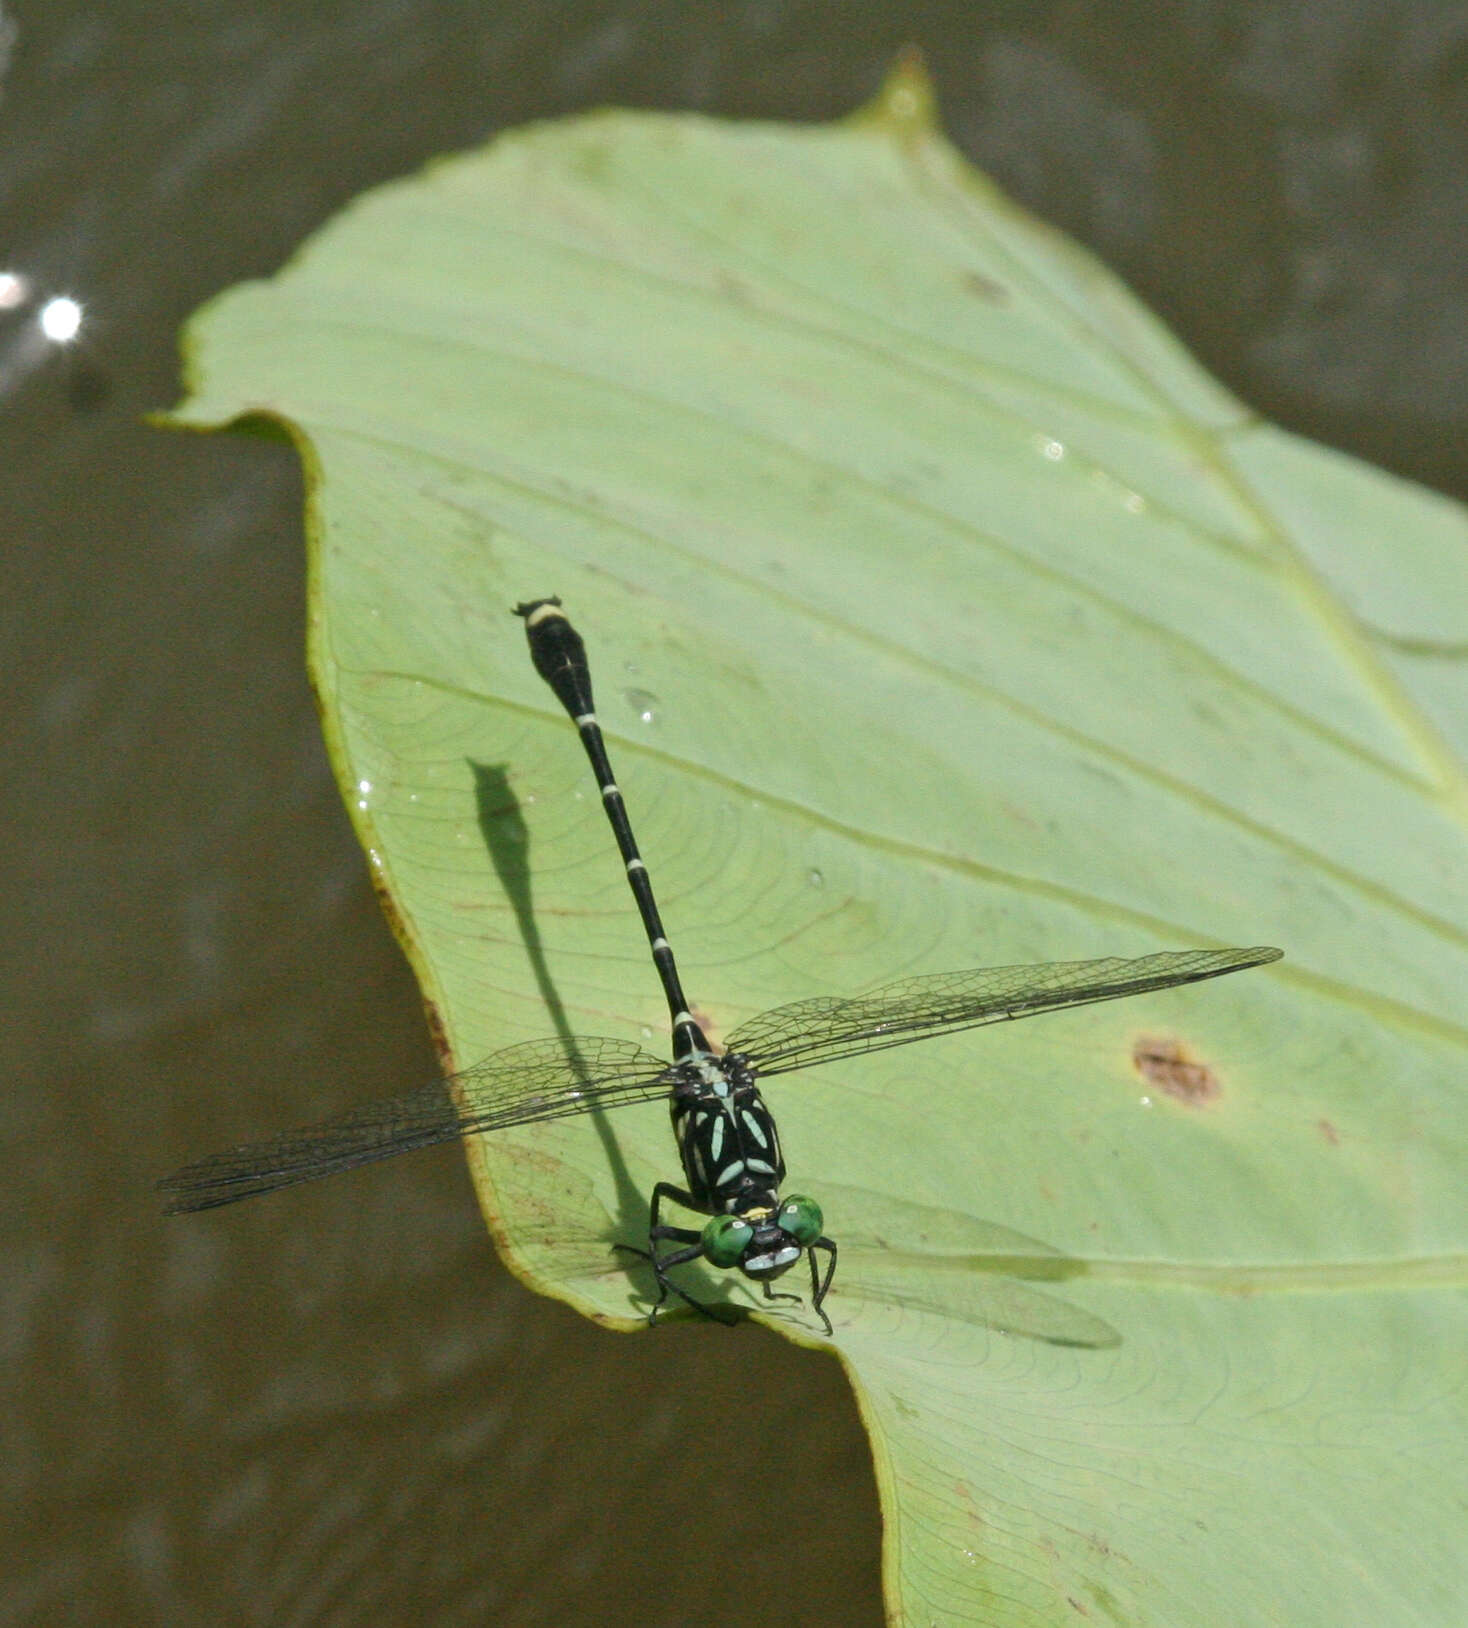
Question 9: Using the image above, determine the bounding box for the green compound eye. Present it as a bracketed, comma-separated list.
[776, 1194, 823, 1246]
[701, 1214, 754, 1268]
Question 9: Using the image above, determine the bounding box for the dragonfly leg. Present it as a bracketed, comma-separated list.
[613, 1182, 736, 1327]
[613, 1239, 738, 1327]
[808, 1236, 837, 1337]
[646, 1180, 700, 1236]
[760, 1279, 802, 1310]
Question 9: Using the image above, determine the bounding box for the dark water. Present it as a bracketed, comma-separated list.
[2, 4, 1463, 1624]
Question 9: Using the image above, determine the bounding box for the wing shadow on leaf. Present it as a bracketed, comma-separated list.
[821, 1183, 1121, 1349]
[534, 1181, 1122, 1346]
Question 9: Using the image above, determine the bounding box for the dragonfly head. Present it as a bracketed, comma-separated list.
[700, 1194, 824, 1282]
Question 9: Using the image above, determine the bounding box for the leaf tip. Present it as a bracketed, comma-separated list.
[850, 46, 941, 143]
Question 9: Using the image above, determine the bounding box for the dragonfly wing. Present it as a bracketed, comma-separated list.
[158, 1035, 672, 1212]
[726, 946, 1281, 1078]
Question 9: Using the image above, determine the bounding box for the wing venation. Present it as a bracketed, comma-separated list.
[158, 1036, 672, 1212]
[726, 947, 1281, 1078]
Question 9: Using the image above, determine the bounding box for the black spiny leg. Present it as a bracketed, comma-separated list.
[644, 1178, 699, 1239]
[612, 1181, 737, 1326]
[808, 1236, 837, 1337]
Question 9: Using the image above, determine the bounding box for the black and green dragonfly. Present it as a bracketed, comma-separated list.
[160, 599, 1282, 1335]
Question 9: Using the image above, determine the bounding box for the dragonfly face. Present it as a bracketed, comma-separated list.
[701, 1194, 826, 1284]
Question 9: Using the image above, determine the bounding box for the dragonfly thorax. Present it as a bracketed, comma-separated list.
[669, 1052, 785, 1211]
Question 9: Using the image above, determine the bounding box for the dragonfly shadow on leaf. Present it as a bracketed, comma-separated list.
[469, 760, 647, 1236]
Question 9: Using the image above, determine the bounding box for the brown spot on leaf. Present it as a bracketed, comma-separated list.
[961, 268, 1010, 303]
[1133, 1034, 1221, 1105]
[1317, 1118, 1340, 1146]
[689, 1001, 722, 1047]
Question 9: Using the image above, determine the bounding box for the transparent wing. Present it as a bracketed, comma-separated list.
[158, 1035, 673, 1213]
[726, 946, 1282, 1078]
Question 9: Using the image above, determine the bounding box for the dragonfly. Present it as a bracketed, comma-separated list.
[160, 598, 1283, 1335]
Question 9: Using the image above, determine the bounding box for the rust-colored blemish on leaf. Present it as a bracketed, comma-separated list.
[1317, 1118, 1340, 1146]
[366, 862, 407, 939]
[420, 998, 454, 1072]
[1132, 1034, 1221, 1105]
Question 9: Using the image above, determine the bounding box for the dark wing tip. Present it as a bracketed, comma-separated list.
[158, 1188, 207, 1216]
[156, 1169, 197, 1212]
[156, 1161, 274, 1214]
[157, 1179, 221, 1215]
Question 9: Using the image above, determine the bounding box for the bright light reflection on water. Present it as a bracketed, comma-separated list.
[39, 296, 83, 343]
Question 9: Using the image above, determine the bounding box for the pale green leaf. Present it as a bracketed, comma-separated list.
[168, 59, 1468, 1628]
